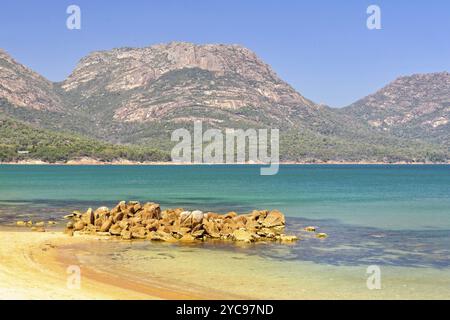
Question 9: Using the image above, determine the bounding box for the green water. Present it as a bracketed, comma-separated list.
[1, 164, 449, 298]
[1, 164, 449, 229]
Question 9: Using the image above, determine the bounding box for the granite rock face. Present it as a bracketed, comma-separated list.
[60, 42, 319, 126]
[342, 72, 450, 145]
[0, 49, 62, 111]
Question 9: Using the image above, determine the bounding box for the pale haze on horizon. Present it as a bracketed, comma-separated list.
[0, 0, 449, 107]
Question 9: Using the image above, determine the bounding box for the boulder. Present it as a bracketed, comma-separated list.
[118, 220, 130, 230]
[232, 229, 254, 243]
[191, 210, 204, 224]
[94, 218, 103, 227]
[170, 222, 191, 237]
[161, 208, 182, 222]
[145, 220, 160, 231]
[203, 219, 220, 238]
[121, 229, 132, 240]
[262, 210, 285, 228]
[94, 206, 110, 218]
[280, 235, 298, 242]
[109, 224, 122, 236]
[204, 212, 220, 219]
[251, 210, 268, 221]
[100, 218, 113, 232]
[257, 228, 275, 238]
[179, 211, 192, 227]
[35, 222, 45, 227]
[133, 203, 142, 213]
[232, 219, 246, 229]
[224, 212, 237, 219]
[64, 211, 82, 219]
[304, 226, 316, 232]
[113, 211, 124, 223]
[130, 216, 143, 225]
[142, 203, 161, 220]
[73, 220, 86, 231]
[245, 220, 260, 232]
[82, 208, 95, 225]
[130, 226, 147, 239]
[16, 221, 26, 226]
[147, 231, 177, 242]
[118, 201, 127, 212]
[191, 229, 205, 238]
[220, 223, 235, 236]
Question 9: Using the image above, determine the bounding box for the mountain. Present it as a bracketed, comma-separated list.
[0, 49, 62, 112]
[60, 42, 324, 126]
[342, 72, 450, 146]
[1, 43, 338, 143]
[0, 43, 448, 163]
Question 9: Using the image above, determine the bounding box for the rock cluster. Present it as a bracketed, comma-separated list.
[16, 220, 57, 232]
[64, 201, 298, 243]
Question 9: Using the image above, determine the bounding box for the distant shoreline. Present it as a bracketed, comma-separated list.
[1, 158, 449, 166]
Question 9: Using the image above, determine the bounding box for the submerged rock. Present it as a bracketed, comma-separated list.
[280, 235, 298, 242]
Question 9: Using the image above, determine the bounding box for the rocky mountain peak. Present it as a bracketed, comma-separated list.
[0, 49, 62, 111]
[60, 42, 316, 124]
[62, 42, 280, 92]
[343, 71, 449, 144]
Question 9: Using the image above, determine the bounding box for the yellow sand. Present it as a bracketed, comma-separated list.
[1, 230, 449, 300]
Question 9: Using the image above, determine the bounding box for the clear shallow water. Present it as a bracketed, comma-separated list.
[65, 239, 450, 299]
[1, 164, 449, 229]
[1, 164, 450, 298]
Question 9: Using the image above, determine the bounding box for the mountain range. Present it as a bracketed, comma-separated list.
[0, 42, 448, 163]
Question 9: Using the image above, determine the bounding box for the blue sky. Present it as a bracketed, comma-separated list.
[0, 0, 449, 107]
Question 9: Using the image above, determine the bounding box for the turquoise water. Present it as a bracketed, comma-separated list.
[1, 164, 449, 298]
[1, 165, 449, 230]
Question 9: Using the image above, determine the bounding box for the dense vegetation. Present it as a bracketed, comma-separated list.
[279, 130, 449, 163]
[0, 117, 170, 163]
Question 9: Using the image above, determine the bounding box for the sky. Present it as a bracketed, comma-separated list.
[0, 0, 449, 107]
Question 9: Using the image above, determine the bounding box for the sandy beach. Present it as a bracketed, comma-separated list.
[1, 228, 450, 300]
[0, 229, 265, 300]
[0, 229, 202, 300]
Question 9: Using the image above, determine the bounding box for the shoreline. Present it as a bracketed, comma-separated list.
[1, 159, 449, 166]
[1, 229, 449, 299]
[0, 229, 209, 299]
